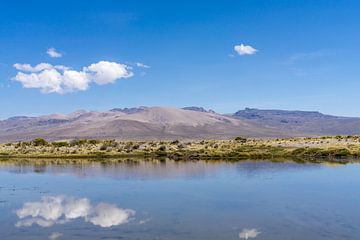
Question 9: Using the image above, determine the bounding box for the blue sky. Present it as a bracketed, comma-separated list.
[0, 0, 359, 118]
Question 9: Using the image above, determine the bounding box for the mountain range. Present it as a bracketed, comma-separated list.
[1, 106, 360, 142]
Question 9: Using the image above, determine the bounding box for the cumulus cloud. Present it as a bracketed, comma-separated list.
[14, 63, 60, 72]
[49, 232, 63, 240]
[15, 195, 135, 228]
[239, 228, 261, 239]
[85, 61, 133, 85]
[12, 61, 133, 93]
[47, 48, 62, 58]
[234, 44, 258, 55]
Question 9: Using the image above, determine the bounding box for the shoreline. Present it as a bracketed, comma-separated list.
[1, 136, 360, 163]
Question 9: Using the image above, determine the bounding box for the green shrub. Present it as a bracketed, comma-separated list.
[103, 140, 118, 148]
[171, 140, 180, 145]
[158, 145, 166, 151]
[235, 137, 247, 143]
[132, 144, 139, 150]
[52, 141, 69, 147]
[100, 144, 108, 151]
[32, 138, 48, 146]
[70, 139, 88, 146]
[88, 139, 98, 145]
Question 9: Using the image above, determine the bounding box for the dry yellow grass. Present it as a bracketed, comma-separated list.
[0, 136, 359, 162]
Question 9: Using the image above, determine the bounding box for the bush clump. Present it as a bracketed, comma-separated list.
[52, 141, 69, 147]
[32, 138, 48, 146]
[69, 139, 88, 146]
[235, 137, 247, 143]
[88, 139, 99, 145]
[158, 145, 166, 151]
[99, 144, 108, 151]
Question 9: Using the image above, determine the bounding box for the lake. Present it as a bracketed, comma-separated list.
[0, 159, 359, 239]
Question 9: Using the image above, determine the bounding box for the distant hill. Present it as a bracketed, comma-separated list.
[1, 106, 360, 142]
[232, 108, 360, 136]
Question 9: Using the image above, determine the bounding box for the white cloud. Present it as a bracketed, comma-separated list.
[135, 62, 150, 68]
[15, 195, 135, 228]
[87, 203, 135, 227]
[12, 61, 133, 94]
[62, 70, 89, 92]
[14, 63, 54, 72]
[85, 61, 133, 85]
[63, 197, 91, 219]
[14, 69, 64, 93]
[16, 195, 64, 221]
[239, 228, 261, 239]
[49, 232, 63, 240]
[47, 48, 62, 58]
[234, 44, 258, 55]
[54, 65, 70, 71]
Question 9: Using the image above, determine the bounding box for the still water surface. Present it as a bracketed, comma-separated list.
[0, 160, 359, 239]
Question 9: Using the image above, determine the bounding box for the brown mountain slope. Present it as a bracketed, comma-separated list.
[0, 107, 288, 142]
[1, 107, 360, 142]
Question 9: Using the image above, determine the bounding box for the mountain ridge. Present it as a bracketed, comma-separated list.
[1, 106, 360, 142]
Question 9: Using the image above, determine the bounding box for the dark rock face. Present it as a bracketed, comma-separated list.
[182, 106, 215, 113]
[234, 108, 326, 119]
[110, 106, 148, 114]
[37, 119, 70, 126]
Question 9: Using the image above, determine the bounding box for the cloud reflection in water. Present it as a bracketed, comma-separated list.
[15, 195, 135, 228]
[239, 228, 261, 239]
[49, 232, 63, 240]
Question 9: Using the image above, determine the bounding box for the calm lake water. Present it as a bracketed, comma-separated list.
[0, 159, 359, 240]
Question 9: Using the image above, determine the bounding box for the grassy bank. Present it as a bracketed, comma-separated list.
[1, 136, 360, 162]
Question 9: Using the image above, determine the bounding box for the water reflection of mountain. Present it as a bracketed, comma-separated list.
[0, 159, 337, 180]
[0, 160, 228, 180]
[234, 161, 323, 178]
